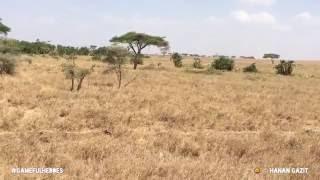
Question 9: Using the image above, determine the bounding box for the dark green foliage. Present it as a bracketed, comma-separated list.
[243, 63, 258, 73]
[92, 47, 108, 56]
[110, 32, 168, 48]
[193, 58, 203, 69]
[171, 53, 183, 68]
[212, 56, 234, 71]
[0, 18, 10, 35]
[110, 32, 169, 70]
[0, 39, 55, 55]
[78, 47, 90, 56]
[275, 60, 295, 75]
[32, 39, 55, 54]
[56, 45, 78, 56]
[0, 39, 20, 54]
[263, 53, 280, 59]
[0, 55, 15, 75]
[0, 37, 111, 57]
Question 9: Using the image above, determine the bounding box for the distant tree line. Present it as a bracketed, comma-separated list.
[0, 38, 111, 57]
[263, 53, 280, 59]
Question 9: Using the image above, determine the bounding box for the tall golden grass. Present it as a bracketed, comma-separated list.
[0, 55, 320, 179]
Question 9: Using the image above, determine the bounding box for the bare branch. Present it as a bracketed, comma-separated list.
[129, 43, 137, 55]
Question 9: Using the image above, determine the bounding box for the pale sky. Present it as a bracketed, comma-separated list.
[1, 0, 320, 60]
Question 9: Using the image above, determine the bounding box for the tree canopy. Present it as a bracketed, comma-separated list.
[263, 53, 280, 59]
[103, 46, 129, 65]
[110, 32, 169, 69]
[110, 32, 168, 53]
[0, 18, 11, 35]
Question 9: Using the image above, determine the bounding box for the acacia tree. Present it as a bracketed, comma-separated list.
[0, 18, 11, 36]
[110, 32, 169, 70]
[103, 46, 130, 88]
[62, 62, 94, 91]
[263, 53, 280, 64]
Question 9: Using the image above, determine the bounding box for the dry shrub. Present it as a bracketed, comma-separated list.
[0, 54, 16, 75]
[62, 63, 93, 91]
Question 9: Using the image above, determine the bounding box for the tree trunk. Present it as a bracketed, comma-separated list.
[70, 78, 74, 91]
[118, 65, 122, 88]
[133, 50, 142, 70]
[77, 77, 85, 91]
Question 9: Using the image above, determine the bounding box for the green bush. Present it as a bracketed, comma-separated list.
[62, 63, 93, 91]
[193, 58, 204, 69]
[0, 39, 20, 54]
[275, 60, 295, 75]
[243, 63, 258, 73]
[212, 56, 234, 71]
[0, 55, 16, 75]
[171, 53, 183, 68]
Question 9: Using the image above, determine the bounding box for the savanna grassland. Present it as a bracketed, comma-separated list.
[1, 55, 320, 180]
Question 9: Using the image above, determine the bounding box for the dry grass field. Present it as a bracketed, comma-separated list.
[1, 55, 320, 179]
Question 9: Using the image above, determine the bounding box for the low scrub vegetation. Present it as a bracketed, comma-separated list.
[192, 57, 204, 69]
[211, 56, 234, 71]
[0, 54, 15, 75]
[275, 60, 295, 75]
[171, 53, 183, 68]
[243, 63, 258, 73]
